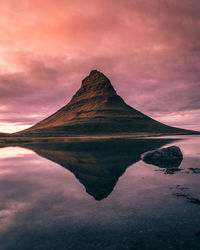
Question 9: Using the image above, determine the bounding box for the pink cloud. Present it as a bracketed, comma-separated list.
[0, 0, 199, 132]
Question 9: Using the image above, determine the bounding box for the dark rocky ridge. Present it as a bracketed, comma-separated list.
[15, 70, 199, 136]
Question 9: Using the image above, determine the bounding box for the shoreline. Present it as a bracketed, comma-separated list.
[0, 132, 199, 147]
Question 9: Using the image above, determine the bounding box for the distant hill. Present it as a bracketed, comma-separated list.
[15, 70, 199, 137]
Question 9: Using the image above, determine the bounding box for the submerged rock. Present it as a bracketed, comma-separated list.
[188, 168, 200, 174]
[141, 146, 183, 170]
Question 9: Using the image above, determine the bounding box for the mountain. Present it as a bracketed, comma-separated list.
[25, 138, 175, 200]
[0, 132, 10, 137]
[15, 70, 198, 137]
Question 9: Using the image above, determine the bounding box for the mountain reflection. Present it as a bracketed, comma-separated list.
[25, 138, 175, 200]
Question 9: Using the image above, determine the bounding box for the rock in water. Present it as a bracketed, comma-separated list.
[141, 146, 183, 169]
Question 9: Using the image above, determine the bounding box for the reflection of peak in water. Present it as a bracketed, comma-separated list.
[26, 139, 176, 200]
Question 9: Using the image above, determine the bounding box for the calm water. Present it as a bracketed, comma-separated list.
[0, 136, 200, 250]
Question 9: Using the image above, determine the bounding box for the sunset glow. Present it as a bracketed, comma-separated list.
[0, 146, 33, 158]
[0, 0, 199, 132]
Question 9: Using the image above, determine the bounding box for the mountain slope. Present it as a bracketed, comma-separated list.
[0, 132, 10, 137]
[16, 70, 198, 137]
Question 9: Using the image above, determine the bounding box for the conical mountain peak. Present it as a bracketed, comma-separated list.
[82, 70, 110, 86]
[15, 70, 196, 136]
[72, 70, 116, 101]
[80, 69, 116, 95]
[82, 70, 109, 85]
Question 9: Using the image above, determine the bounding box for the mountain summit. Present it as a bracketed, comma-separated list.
[16, 70, 197, 136]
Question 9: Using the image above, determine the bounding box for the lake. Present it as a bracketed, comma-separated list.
[0, 135, 199, 250]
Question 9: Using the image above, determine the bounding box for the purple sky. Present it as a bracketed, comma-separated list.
[0, 0, 199, 132]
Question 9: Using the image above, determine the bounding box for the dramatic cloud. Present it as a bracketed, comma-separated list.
[0, 0, 199, 132]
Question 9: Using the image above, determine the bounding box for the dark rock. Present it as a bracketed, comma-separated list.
[173, 193, 200, 206]
[141, 146, 183, 170]
[188, 168, 200, 174]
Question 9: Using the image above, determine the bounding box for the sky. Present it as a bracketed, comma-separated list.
[0, 0, 199, 133]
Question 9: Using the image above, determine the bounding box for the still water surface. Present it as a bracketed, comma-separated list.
[0, 136, 199, 250]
